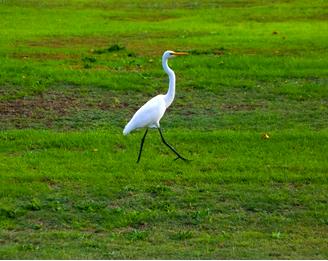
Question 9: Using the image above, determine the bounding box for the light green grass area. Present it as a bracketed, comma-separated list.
[1, 0, 328, 259]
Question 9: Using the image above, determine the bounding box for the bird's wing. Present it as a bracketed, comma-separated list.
[123, 95, 166, 135]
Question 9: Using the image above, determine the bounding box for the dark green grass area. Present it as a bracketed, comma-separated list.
[1, 0, 328, 259]
[1, 130, 328, 259]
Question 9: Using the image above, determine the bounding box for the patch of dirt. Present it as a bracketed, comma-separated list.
[0, 87, 134, 129]
[25, 36, 112, 48]
[0, 91, 81, 118]
[102, 13, 176, 22]
[20, 33, 201, 56]
[11, 52, 79, 61]
[220, 103, 264, 111]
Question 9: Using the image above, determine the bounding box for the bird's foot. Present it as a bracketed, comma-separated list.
[174, 156, 189, 162]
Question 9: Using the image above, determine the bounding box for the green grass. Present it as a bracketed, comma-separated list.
[1, 130, 328, 258]
[1, 0, 328, 259]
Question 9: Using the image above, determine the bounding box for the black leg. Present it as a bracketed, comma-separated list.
[137, 128, 148, 163]
[158, 128, 188, 161]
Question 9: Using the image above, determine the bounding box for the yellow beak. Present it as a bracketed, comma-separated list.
[173, 51, 188, 56]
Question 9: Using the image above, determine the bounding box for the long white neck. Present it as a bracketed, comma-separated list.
[162, 57, 176, 108]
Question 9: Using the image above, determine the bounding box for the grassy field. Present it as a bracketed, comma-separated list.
[1, 0, 328, 259]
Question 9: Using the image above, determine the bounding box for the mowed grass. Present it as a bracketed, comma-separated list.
[1, 130, 328, 259]
[1, 0, 328, 259]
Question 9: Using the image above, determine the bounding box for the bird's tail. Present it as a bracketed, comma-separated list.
[123, 121, 133, 135]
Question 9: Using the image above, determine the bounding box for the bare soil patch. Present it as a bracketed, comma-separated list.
[11, 52, 79, 61]
[0, 87, 133, 129]
[220, 103, 264, 111]
[25, 36, 112, 49]
[0, 88, 132, 119]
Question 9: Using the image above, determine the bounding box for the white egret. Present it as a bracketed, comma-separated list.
[123, 50, 188, 163]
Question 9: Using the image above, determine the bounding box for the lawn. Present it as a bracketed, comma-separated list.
[0, 0, 328, 259]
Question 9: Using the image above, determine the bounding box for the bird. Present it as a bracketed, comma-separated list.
[123, 50, 188, 163]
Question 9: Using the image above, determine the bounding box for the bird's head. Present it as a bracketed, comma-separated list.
[163, 50, 188, 60]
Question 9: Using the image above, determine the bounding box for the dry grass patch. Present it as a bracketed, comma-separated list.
[11, 52, 79, 61]
[25, 36, 113, 49]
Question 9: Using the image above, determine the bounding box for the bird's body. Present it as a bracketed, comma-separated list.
[123, 50, 188, 162]
[123, 94, 166, 135]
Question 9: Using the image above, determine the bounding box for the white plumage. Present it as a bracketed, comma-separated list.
[123, 50, 187, 135]
[123, 50, 188, 162]
[123, 94, 166, 135]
